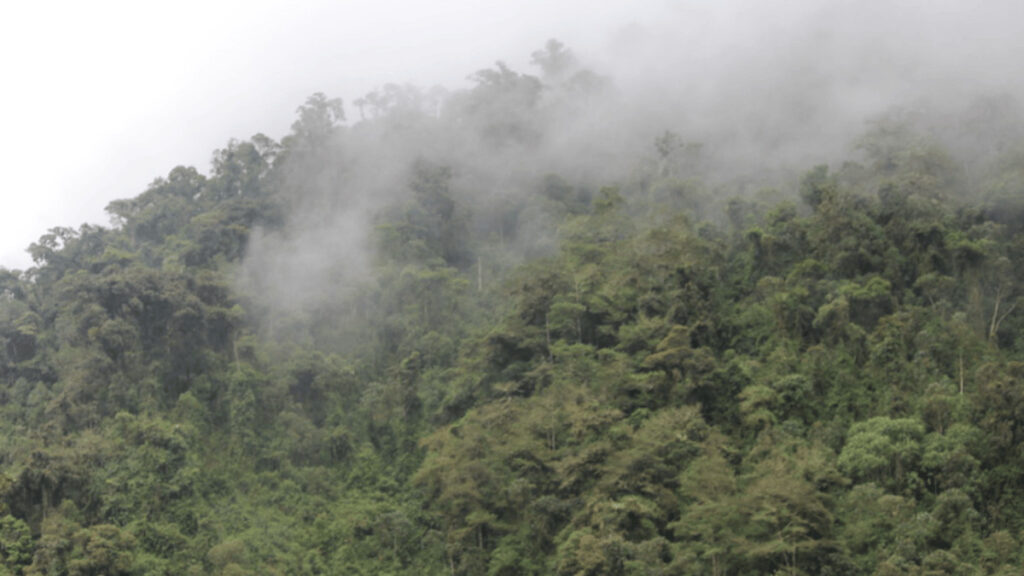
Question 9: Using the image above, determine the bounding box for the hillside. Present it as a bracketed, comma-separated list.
[3, 45, 1024, 576]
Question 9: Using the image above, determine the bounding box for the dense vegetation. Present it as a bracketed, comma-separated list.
[4, 43, 1024, 575]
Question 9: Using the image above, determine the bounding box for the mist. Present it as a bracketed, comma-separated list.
[232, 0, 1024, 325]
[7, 5, 1024, 572]
[0, 0, 644, 270]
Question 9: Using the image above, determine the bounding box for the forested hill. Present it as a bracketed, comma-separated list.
[4, 44, 1024, 576]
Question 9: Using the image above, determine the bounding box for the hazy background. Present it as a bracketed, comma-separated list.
[3, 0, 1023, 269]
[0, 0, 645, 269]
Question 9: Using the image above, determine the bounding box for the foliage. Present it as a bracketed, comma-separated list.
[2, 41, 1024, 576]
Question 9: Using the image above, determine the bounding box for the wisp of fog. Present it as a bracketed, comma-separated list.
[236, 0, 1024, 320]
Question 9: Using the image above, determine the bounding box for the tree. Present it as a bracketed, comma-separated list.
[672, 445, 741, 576]
[283, 93, 345, 152]
[838, 417, 925, 493]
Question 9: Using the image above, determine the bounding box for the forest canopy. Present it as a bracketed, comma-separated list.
[2, 40, 1024, 576]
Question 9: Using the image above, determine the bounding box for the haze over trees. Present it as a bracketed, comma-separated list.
[4, 35, 1024, 576]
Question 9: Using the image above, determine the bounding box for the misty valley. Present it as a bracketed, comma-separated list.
[4, 38, 1024, 576]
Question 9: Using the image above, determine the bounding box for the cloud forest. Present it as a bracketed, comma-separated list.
[3, 37, 1024, 575]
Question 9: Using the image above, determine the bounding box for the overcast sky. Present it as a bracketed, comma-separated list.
[0, 0, 664, 269]
[2, 0, 1023, 270]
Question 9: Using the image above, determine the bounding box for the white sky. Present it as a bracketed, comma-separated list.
[0, 0, 666, 270]
[2, 0, 1022, 270]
